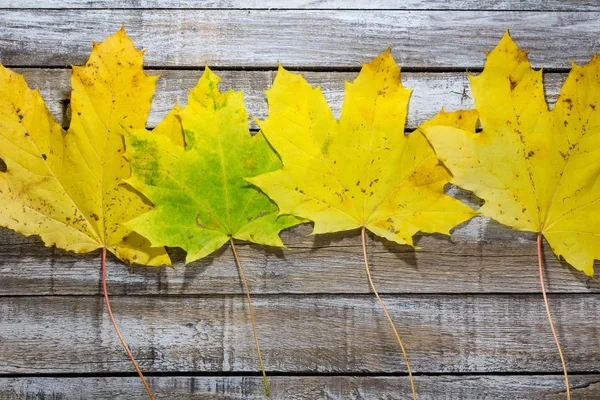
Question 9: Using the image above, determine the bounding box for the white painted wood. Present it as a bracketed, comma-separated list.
[0, 375, 595, 399]
[0, 294, 598, 374]
[0, 10, 598, 68]
[1, 221, 598, 296]
[0, 0, 598, 10]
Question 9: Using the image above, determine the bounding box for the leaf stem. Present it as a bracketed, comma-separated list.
[229, 238, 271, 397]
[361, 227, 417, 399]
[101, 247, 155, 400]
[537, 234, 570, 400]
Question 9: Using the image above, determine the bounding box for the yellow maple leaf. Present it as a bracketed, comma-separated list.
[421, 32, 600, 276]
[247, 50, 476, 398]
[0, 28, 170, 266]
[247, 49, 475, 244]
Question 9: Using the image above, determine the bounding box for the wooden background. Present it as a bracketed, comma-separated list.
[1, 1, 600, 399]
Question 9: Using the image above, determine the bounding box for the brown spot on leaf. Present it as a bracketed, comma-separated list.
[252, 211, 269, 221]
[90, 213, 99, 221]
[509, 77, 517, 91]
[0, 158, 6, 172]
[515, 129, 524, 142]
[563, 97, 574, 111]
[41, 154, 47, 160]
[195, 214, 206, 228]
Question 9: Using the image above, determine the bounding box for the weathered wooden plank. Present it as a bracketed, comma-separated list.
[13, 69, 569, 130]
[0, 294, 598, 374]
[1, 217, 598, 296]
[0, 375, 597, 399]
[1, 0, 598, 11]
[1, 11, 599, 68]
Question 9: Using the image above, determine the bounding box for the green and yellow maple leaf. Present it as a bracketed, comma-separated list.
[247, 49, 475, 245]
[420, 32, 600, 276]
[124, 67, 303, 396]
[0, 27, 169, 266]
[124, 67, 303, 263]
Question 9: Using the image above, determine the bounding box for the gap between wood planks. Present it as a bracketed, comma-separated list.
[2, 371, 600, 378]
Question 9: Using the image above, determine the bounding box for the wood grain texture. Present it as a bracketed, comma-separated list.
[1, 3, 599, 399]
[0, 375, 597, 399]
[13, 69, 570, 130]
[1, 0, 599, 11]
[0, 294, 598, 374]
[1, 220, 598, 296]
[1, 10, 599, 68]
